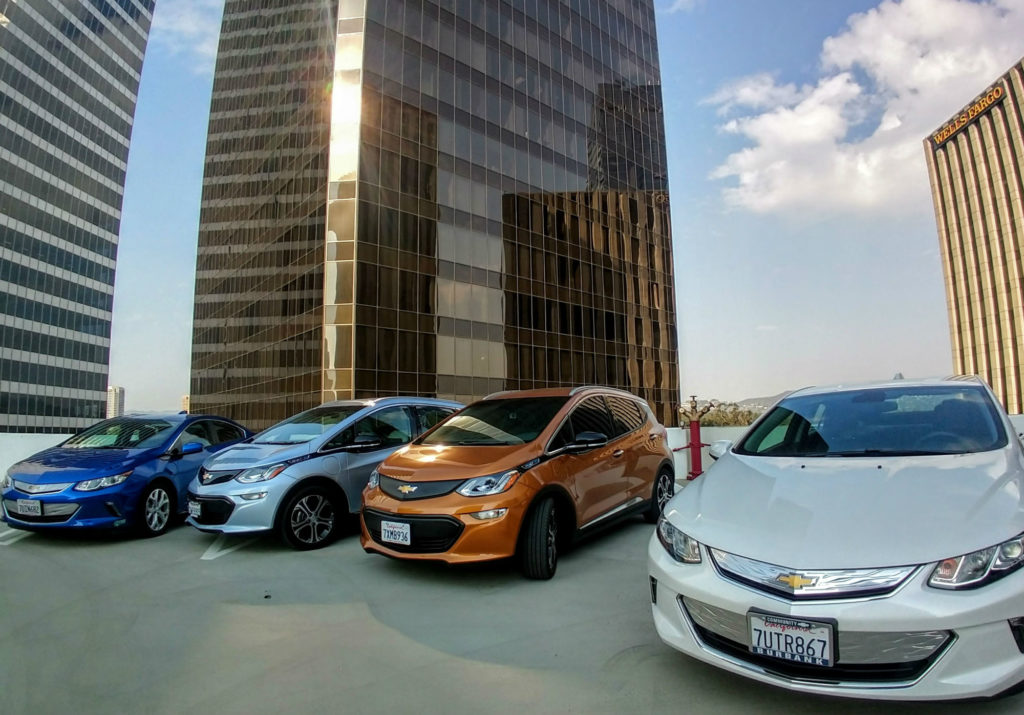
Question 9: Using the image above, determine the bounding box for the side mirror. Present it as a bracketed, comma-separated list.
[708, 440, 732, 461]
[181, 442, 204, 456]
[351, 434, 383, 450]
[566, 431, 608, 453]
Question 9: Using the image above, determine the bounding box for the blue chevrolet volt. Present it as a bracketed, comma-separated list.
[1, 413, 250, 536]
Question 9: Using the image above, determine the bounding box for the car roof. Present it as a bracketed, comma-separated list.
[785, 375, 987, 400]
[482, 386, 643, 401]
[318, 396, 463, 409]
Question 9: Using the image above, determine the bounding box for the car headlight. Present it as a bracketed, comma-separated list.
[235, 463, 288, 484]
[657, 516, 702, 564]
[74, 470, 132, 492]
[929, 532, 1024, 589]
[456, 469, 519, 497]
[367, 468, 380, 490]
[1, 469, 12, 490]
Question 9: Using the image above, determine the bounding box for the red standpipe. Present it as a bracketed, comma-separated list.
[687, 419, 707, 480]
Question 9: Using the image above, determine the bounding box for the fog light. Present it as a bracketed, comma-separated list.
[240, 492, 268, 501]
[1009, 618, 1024, 654]
[469, 508, 507, 520]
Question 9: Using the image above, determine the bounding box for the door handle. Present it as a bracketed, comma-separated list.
[612, 449, 624, 458]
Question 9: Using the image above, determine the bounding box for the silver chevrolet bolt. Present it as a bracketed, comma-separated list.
[185, 397, 462, 549]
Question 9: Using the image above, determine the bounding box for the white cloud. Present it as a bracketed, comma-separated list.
[149, 0, 223, 73]
[706, 0, 1024, 216]
[662, 0, 700, 13]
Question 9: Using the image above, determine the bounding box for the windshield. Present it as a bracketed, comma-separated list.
[64, 417, 177, 450]
[419, 397, 568, 446]
[735, 385, 1008, 457]
[252, 405, 363, 444]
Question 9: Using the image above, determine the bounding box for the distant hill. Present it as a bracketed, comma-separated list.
[735, 392, 788, 411]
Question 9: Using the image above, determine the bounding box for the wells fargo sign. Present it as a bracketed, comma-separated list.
[932, 82, 1008, 148]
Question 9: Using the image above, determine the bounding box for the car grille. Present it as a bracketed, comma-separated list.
[3, 499, 79, 523]
[199, 469, 241, 486]
[681, 596, 953, 683]
[188, 494, 234, 526]
[13, 480, 73, 495]
[708, 548, 917, 600]
[363, 508, 464, 553]
[379, 475, 463, 501]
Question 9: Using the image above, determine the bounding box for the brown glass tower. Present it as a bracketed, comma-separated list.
[924, 57, 1024, 412]
[191, 0, 680, 430]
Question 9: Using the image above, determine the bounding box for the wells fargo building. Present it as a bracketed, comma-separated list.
[192, 0, 679, 430]
[924, 57, 1024, 412]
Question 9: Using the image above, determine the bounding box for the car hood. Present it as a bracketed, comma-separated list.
[202, 441, 312, 470]
[7, 447, 160, 483]
[377, 443, 534, 482]
[667, 447, 1024, 569]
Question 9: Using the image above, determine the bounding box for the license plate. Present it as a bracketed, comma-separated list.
[187, 500, 201, 518]
[380, 520, 411, 545]
[748, 611, 834, 667]
[16, 499, 42, 516]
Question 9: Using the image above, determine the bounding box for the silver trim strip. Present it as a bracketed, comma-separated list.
[580, 497, 643, 530]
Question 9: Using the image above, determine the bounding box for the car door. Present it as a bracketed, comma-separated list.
[605, 396, 652, 499]
[162, 420, 217, 506]
[323, 405, 414, 510]
[557, 395, 626, 528]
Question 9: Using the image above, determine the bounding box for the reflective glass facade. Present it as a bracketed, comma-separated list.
[192, 0, 679, 431]
[925, 58, 1024, 412]
[0, 0, 154, 433]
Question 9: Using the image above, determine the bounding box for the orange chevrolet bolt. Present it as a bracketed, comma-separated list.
[360, 386, 675, 579]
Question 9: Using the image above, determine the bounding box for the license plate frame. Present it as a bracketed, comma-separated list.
[187, 500, 201, 518]
[747, 609, 835, 667]
[380, 519, 411, 546]
[16, 499, 42, 517]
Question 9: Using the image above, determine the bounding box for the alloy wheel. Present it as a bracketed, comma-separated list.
[290, 493, 335, 545]
[145, 487, 170, 532]
[545, 506, 558, 572]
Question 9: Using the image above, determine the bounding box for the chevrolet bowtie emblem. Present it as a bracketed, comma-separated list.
[777, 573, 816, 590]
[398, 484, 417, 494]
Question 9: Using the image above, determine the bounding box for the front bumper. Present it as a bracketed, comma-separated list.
[360, 487, 532, 563]
[648, 534, 1024, 700]
[1, 484, 140, 529]
[184, 475, 296, 534]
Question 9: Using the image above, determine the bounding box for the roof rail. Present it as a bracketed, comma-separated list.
[569, 385, 641, 399]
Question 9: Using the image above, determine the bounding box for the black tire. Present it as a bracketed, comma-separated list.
[137, 481, 175, 537]
[644, 468, 674, 523]
[278, 484, 340, 550]
[520, 497, 558, 580]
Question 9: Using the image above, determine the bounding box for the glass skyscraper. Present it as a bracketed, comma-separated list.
[0, 0, 154, 432]
[192, 0, 679, 431]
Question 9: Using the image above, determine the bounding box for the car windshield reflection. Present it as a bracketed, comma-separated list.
[735, 385, 1008, 457]
[252, 405, 363, 445]
[419, 397, 568, 446]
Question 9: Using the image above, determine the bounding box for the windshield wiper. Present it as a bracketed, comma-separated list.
[824, 449, 945, 457]
[456, 440, 514, 446]
[253, 440, 303, 445]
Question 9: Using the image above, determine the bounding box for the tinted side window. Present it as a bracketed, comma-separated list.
[606, 396, 644, 437]
[571, 396, 614, 438]
[355, 406, 414, 447]
[415, 406, 456, 435]
[210, 421, 245, 445]
[548, 420, 575, 452]
[179, 421, 212, 448]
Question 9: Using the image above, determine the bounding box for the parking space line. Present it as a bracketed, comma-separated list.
[200, 534, 258, 560]
[0, 526, 32, 546]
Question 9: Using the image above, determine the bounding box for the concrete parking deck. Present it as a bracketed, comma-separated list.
[1, 518, 1021, 715]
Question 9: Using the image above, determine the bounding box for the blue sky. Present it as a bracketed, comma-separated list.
[110, 0, 1024, 410]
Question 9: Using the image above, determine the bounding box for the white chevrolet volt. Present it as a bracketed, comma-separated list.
[649, 377, 1024, 700]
